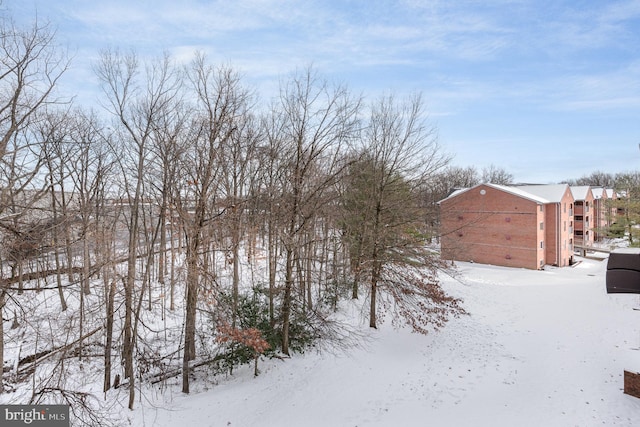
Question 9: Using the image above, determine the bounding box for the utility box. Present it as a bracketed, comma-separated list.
[606, 248, 640, 294]
[625, 371, 640, 399]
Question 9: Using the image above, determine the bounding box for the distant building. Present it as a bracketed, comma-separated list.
[439, 183, 575, 270]
[514, 184, 575, 267]
[590, 187, 609, 241]
[570, 186, 595, 247]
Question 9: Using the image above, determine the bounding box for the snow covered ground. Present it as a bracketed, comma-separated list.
[124, 256, 640, 427]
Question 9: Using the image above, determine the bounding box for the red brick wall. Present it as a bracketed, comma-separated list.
[544, 188, 575, 267]
[584, 192, 595, 246]
[440, 185, 541, 269]
[560, 188, 575, 265]
[574, 191, 596, 246]
[544, 203, 559, 265]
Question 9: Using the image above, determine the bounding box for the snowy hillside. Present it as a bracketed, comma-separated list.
[123, 256, 640, 427]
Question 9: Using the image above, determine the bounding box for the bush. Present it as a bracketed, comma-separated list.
[212, 286, 319, 373]
[607, 222, 625, 238]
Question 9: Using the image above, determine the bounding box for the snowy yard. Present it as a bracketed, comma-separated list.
[126, 256, 640, 427]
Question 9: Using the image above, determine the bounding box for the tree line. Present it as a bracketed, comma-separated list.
[0, 14, 465, 420]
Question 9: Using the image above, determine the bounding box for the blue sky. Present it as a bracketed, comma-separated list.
[6, 0, 640, 183]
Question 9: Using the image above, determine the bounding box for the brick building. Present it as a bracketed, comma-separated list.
[591, 187, 608, 241]
[570, 186, 595, 247]
[439, 183, 575, 270]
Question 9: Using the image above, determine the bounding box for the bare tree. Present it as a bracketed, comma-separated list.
[37, 110, 73, 312]
[271, 67, 360, 355]
[342, 93, 461, 332]
[0, 14, 69, 390]
[0, 17, 69, 159]
[563, 170, 615, 187]
[178, 57, 248, 393]
[257, 113, 288, 326]
[95, 49, 182, 408]
[481, 164, 513, 185]
[147, 92, 187, 314]
[218, 98, 260, 327]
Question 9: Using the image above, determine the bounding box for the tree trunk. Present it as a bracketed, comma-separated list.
[158, 200, 167, 286]
[78, 270, 85, 361]
[281, 245, 294, 356]
[0, 292, 4, 394]
[103, 278, 115, 392]
[170, 221, 176, 312]
[124, 202, 140, 410]
[369, 263, 380, 329]
[182, 232, 200, 394]
[59, 188, 75, 285]
[48, 176, 67, 311]
[82, 228, 91, 294]
[305, 238, 313, 311]
[232, 213, 240, 328]
[54, 246, 67, 311]
[268, 216, 276, 326]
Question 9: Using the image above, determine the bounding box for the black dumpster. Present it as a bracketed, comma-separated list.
[606, 248, 640, 294]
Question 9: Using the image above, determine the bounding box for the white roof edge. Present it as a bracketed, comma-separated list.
[487, 183, 550, 204]
[439, 183, 551, 204]
[514, 184, 570, 203]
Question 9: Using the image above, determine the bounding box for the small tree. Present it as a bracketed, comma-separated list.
[216, 322, 270, 377]
[607, 172, 640, 246]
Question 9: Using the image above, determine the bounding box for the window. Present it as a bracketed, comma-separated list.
[540, 241, 544, 249]
[563, 221, 566, 231]
[539, 205, 543, 212]
[540, 222, 544, 230]
[564, 203, 566, 213]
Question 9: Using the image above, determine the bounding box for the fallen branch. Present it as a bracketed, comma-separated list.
[17, 327, 103, 375]
[149, 353, 226, 385]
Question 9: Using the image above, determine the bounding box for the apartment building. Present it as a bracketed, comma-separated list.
[570, 186, 595, 247]
[439, 183, 575, 270]
[591, 187, 609, 241]
[514, 184, 575, 267]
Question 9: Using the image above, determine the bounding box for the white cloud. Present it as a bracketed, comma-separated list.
[7, 0, 640, 181]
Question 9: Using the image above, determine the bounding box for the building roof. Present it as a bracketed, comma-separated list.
[590, 187, 605, 199]
[570, 185, 592, 201]
[439, 183, 549, 204]
[514, 184, 571, 203]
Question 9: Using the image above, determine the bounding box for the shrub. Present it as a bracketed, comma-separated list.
[212, 286, 319, 374]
